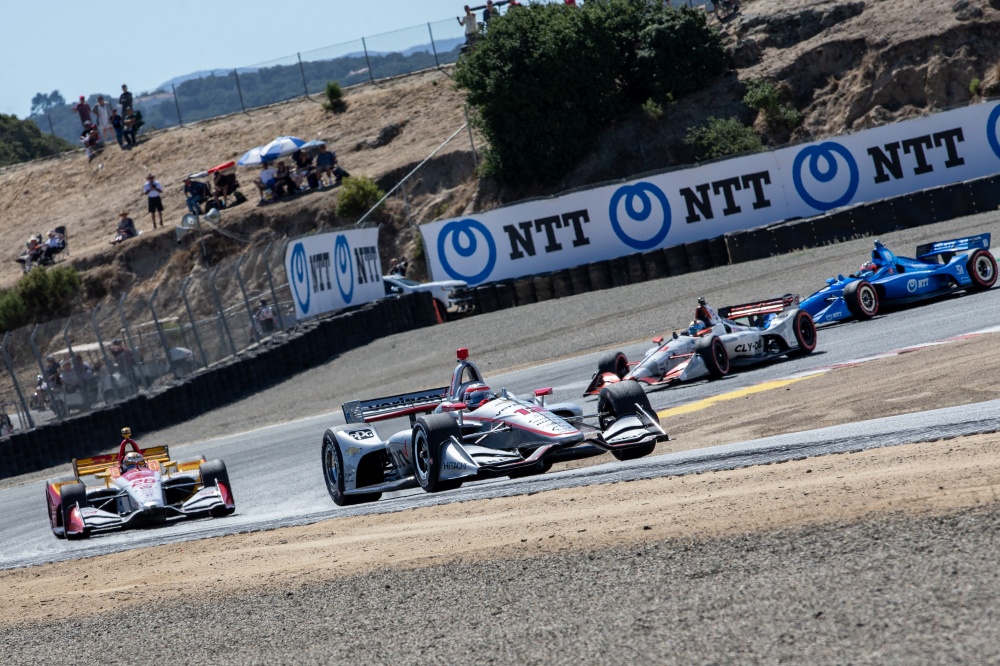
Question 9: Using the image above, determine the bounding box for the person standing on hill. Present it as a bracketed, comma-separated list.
[143, 173, 165, 229]
[72, 96, 92, 128]
[458, 5, 478, 48]
[119, 84, 133, 117]
[93, 95, 114, 142]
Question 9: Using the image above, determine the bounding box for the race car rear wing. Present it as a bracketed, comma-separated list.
[73, 445, 171, 478]
[916, 233, 990, 261]
[718, 294, 799, 321]
[343, 387, 449, 425]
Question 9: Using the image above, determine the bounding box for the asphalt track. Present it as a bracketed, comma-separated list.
[3, 282, 1000, 571]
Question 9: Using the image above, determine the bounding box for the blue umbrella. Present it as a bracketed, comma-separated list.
[300, 139, 326, 151]
[237, 145, 266, 166]
[260, 136, 306, 161]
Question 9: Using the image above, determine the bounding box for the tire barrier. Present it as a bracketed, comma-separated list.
[551, 269, 573, 299]
[664, 245, 690, 277]
[642, 249, 669, 280]
[476, 284, 498, 314]
[626, 254, 646, 284]
[533, 274, 554, 302]
[569, 265, 592, 294]
[708, 237, 729, 268]
[494, 282, 517, 311]
[588, 261, 612, 291]
[514, 277, 535, 306]
[0, 292, 439, 480]
[609, 257, 631, 288]
[685, 240, 713, 272]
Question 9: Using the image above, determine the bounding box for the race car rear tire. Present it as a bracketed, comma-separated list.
[200, 460, 236, 516]
[844, 279, 878, 319]
[695, 336, 729, 379]
[596, 351, 629, 379]
[597, 380, 653, 428]
[322, 432, 382, 506]
[60, 482, 89, 540]
[412, 414, 464, 493]
[790, 309, 818, 355]
[967, 250, 997, 291]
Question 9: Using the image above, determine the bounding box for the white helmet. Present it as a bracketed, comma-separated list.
[122, 451, 144, 471]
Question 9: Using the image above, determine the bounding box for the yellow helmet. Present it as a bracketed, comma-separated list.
[121, 427, 132, 439]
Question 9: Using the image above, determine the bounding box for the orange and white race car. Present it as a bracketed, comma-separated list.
[44, 428, 235, 540]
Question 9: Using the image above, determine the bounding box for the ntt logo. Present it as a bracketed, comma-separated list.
[792, 141, 859, 211]
[987, 104, 1000, 161]
[607, 182, 672, 251]
[290, 242, 310, 314]
[334, 234, 354, 304]
[437, 219, 497, 284]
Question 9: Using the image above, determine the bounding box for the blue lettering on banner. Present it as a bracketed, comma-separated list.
[607, 182, 671, 250]
[437, 218, 497, 283]
[792, 141, 859, 211]
[334, 234, 354, 304]
[988, 105, 1000, 161]
[290, 242, 311, 314]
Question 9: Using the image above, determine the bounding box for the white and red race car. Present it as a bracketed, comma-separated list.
[45, 430, 235, 540]
[585, 295, 817, 395]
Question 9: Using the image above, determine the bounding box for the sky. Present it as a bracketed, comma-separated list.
[3, 0, 554, 119]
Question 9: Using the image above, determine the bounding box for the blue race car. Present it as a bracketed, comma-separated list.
[801, 234, 997, 325]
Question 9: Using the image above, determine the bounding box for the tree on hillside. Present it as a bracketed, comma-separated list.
[30, 90, 66, 116]
[0, 114, 73, 166]
[454, 0, 727, 186]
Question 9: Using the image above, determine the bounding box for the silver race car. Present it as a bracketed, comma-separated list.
[585, 295, 817, 395]
[321, 348, 669, 505]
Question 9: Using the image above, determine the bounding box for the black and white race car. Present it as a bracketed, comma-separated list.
[321, 348, 669, 505]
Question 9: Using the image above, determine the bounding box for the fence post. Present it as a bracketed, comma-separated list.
[29, 325, 61, 419]
[118, 292, 150, 391]
[181, 276, 209, 369]
[171, 84, 184, 127]
[1, 334, 34, 430]
[234, 254, 261, 344]
[90, 306, 121, 403]
[234, 69, 247, 113]
[362, 37, 376, 84]
[428, 23, 441, 68]
[149, 287, 180, 380]
[209, 267, 238, 358]
[297, 53, 310, 97]
[262, 243, 288, 332]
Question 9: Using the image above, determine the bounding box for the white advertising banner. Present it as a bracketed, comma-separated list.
[284, 228, 383, 320]
[422, 101, 1000, 285]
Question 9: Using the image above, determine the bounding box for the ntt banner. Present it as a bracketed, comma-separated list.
[422, 101, 1000, 285]
[284, 228, 383, 320]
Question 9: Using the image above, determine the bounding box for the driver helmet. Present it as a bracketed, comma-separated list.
[122, 451, 144, 471]
[859, 261, 877, 274]
[687, 320, 708, 336]
[462, 383, 494, 409]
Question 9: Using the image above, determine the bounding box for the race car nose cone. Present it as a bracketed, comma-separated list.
[144, 501, 158, 509]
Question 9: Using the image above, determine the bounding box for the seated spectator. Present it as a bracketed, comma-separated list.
[60, 360, 80, 393]
[122, 108, 142, 147]
[213, 170, 243, 205]
[254, 162, 278, 203]
[314, 145, 336, 187]
[15, 235, 44, 272]
[38, 229, 66, 264]
[111, 210, 138, 244]
[44, 355, 60, 385]
[80, 121, 102, 160]
[183, 177, 211, 215]
[273, 160, 298, 197]
[292, 150, 319, 190]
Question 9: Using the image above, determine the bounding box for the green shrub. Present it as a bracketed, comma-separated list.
[684, 117, 764, 161]
[635, 7, 727, 104]
[642, 98, 664, 119]
[969, 77, 982, 97]
[323, 81, 346, 112]
[743, 78, 802, 130]
[0, 265, 80, 333]
[336, 176, 385, 220]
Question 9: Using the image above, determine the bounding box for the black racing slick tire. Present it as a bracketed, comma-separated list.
[411, 414, 464, 493]
[695, 336, 729, 379]
[200, 460, 236, 516]
[46, 475, 77, 539]
[60, 482, 89, 541]
[844, 279, 879, 319]
[790, 309, 818, 355]
[322, 431, 382, 506]
[596, 351, 629, 379]
[597, 381, 658, 461]
[967, 250, 998, 291]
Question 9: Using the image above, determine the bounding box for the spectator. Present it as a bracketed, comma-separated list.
[458, 5, 479, 48]
[44, 356, 60, 384]
[507, 0, 522, 8]
[72, 96, 92, 128]
[254, 161, 278, 203]
[16, 235, 43, 272]
[314, 145, 337, 187]
[183, 177, 210, 215]
[213, 170, 240, 204]
[564, 0, 577, 5]
[111, 210, 138, 244]
[109, 338, 135, 374]
[39, 229, 65, 264]
[60, 359, 80, 393]
[483, 0, 496, 26]
[80, 121, 102, 160]
[274, 160, 298, 197]
[119, 84, 133, 118]
[123, 108, 143, 146]
[253, 299, 276, 335]
[389, 257, 408, 276]
[110, 108, 125, 148]
[143, 174, 165, 228]
[93, 95, 114, 142]
[292, 150, 319, 190]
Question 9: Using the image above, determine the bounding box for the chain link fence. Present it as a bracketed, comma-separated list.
[0, 241, 294, 437]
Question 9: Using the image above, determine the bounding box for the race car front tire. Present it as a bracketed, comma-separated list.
[596, 351, 629, 379]
[60, 482, 89, 540]
[695, 336, 729, 379]
[844, 280, 878, 319]
[967, 250, 998, 291]
[322, 432, 382, 506]
[412, 414, 464, 493]
[790, 309, 818, 355]
[597, 381, 658, 461]
[200, 460, 236, 516]
[46, 475, 77, 539]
